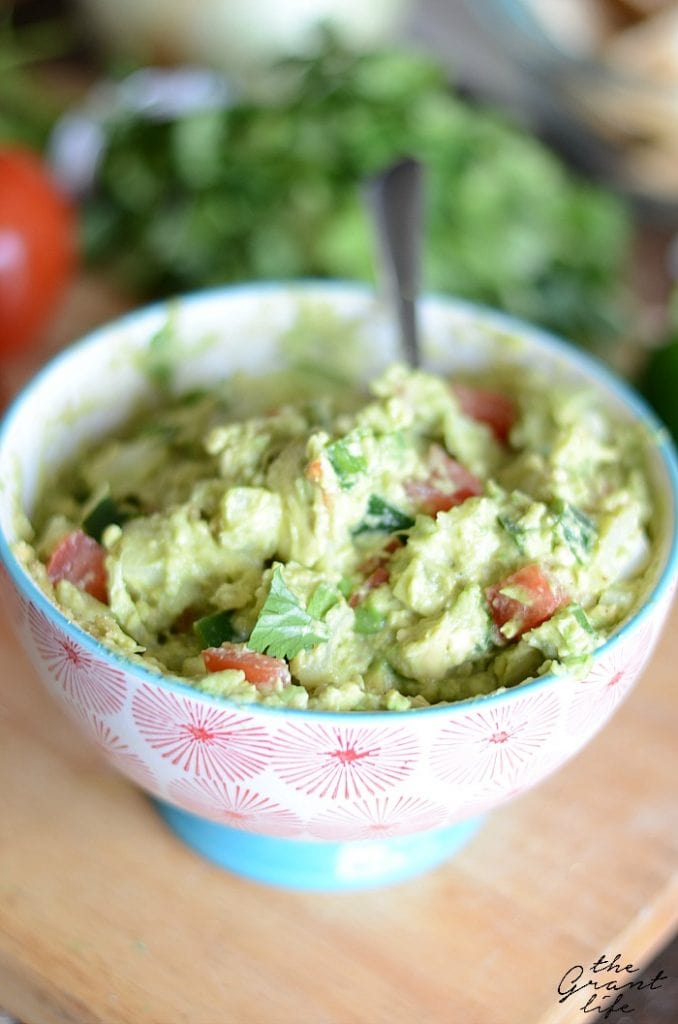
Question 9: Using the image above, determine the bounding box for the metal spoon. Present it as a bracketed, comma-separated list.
[367, 157, 424, 368]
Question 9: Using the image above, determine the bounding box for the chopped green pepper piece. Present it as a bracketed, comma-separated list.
[193, 609, 243, 647]
[326, 433, 367, 489]
[82, 496, 127, 542]
[306, 582, 339, 620]
[552, 500, 596, 563]
[352, 495, 414, 535]
[354, 603, 385, 635]
[570, 604, 596, 635]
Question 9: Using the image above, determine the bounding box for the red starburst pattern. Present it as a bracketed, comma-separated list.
[308, 793, 447, 841]
[565, 626, 654, 738]
[271, 723, 418, 800]
[169, 777, 303, 836]
[131, 684, 271, 781]
[430, 690, 560, 788]
[28, 603, 127, 715]
[82, 713, 158, 790]
[0, 560, 27, 630]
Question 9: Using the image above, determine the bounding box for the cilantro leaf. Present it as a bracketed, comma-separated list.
[326, 432, 367, 489]
[352, 494, 414, 535]
[248, 566, 329, 659]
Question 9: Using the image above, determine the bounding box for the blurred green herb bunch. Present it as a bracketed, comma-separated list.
[72, 36, 632, 352]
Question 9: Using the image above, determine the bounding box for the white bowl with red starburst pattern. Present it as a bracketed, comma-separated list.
[1, 282, 677, 890]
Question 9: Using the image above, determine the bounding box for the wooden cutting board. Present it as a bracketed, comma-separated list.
[1, 280, 677, 1024]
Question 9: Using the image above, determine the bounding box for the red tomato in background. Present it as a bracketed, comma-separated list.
[0, 147, 77, 358]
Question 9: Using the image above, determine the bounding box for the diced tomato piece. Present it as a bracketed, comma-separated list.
[202, 642, 291, 689]
[46, 529, 108, 603]
[356, 536, 403, 577]
[405, 480, 477, 515]
[485, 564, 567, 639]
[174, 606, 199, 633]
[453, 384, 516, 444]
[355, 555, 379, 577]
[406, 443, 482, 516]
[367, 564, 390, 590]
[350, 536, 403, 607]
[349, 565, 390, 608]
[306, 458, 323, 483]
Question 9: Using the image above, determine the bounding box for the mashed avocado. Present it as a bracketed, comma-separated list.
[22, 362, 656, 711]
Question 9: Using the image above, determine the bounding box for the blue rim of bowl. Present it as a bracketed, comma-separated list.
[1, 279, 677, 722]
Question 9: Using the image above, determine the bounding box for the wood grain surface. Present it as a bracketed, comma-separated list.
[0, 280, 677, 1024]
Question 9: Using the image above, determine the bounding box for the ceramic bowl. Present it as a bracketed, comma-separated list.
[1, 282, 676, 890]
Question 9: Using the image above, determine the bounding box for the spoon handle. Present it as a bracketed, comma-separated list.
[368, 157, 424, 368]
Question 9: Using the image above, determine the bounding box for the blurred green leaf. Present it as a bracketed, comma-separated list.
[82, 34, 633, 351]
[0, 10, 75, 149]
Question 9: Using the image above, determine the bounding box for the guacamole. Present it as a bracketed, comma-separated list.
[21, 363, 656, 711]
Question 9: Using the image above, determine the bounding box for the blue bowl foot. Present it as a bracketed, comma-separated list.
[152, 799, 485, 891]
